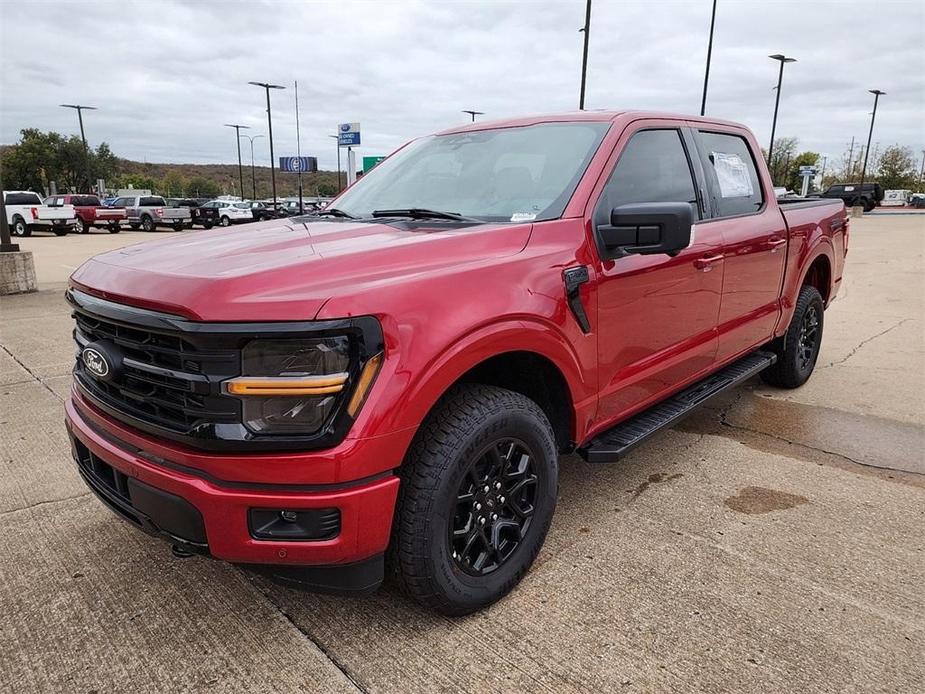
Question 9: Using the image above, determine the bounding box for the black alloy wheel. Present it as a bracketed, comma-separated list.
[760, 284, 825, 389]
[797, 304, 820, 371]
[450, 439, 538, 576]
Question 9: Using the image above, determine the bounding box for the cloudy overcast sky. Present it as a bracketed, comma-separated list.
[1, 0, 922, 173]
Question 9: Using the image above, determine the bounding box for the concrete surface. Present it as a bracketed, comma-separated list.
[0, 216, 923, 693]
[0, 250, 37, 295]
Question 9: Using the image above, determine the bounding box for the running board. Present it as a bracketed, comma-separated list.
[578, 351, 777, 463]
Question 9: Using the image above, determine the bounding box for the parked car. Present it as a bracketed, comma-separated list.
[65, 111, 847, 615]
[45, 194, 126, 234]
[4, 190, 76, 236]
[109, 195, 191, 231]
[241, 200, 286, 222]
[820, 183, 883, 211]
[881, 189, 912, 207]
[910, 193, 925, 209]
[198, 200, 254, 226]
[167, 198, 218, 229]
[278, 199, 320, 216]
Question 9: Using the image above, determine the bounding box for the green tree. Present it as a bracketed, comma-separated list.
[786, 151, 820, 193]
[186, 175, 220, 198]
[876, 145, 917, 191]
[764, 137, 799, 187]
[0, 129, 62, 193]
[111, 172, 160, 192]
[316, 181, 338, 197]
[160, 170, 188, 197]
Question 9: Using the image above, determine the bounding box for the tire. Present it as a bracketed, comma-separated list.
[108, 224, 121, 234]
[53, 226, 68, 236]
[130, 223, 140, 230]
[203, 221, 214, 229]
[220, 215, 231, 227]
[761, 284, 825, 389]
[173, 223, 184, 232]
[76, 217, 90, 234]
[389, 384, 558, 615]
[141, 216, 155, 232]
[863, 198, 875, 212]
[11, 216, 30, 237]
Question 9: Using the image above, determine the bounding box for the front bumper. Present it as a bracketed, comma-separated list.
[65, 394, 401, 592]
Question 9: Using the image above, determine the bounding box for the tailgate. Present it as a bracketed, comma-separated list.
[160, 208, 191, 220]
[37, 205, 76, 221]
[95, 207, 126, 220]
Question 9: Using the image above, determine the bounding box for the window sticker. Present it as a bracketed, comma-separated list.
[711, 151, 753, 198]
[510, 212, 537, 222]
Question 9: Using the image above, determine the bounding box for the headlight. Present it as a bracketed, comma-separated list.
[226, 338, 353, 435]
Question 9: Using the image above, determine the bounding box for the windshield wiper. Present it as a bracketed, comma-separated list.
[371, 208, 480, 222]
[316, 207, 356, 219]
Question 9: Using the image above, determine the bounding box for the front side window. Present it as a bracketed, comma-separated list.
[332, 122, 610, 222]
[594, 129, 699, 225]
[698, 131, 764, 217]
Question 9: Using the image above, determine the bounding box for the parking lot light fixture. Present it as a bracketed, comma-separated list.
[60, 104, 97, 191]
[224, 124, 250, 201]
[248, 82, 285, 205]
[240, 133, 264, 200]
[766, 54, 796, 175]
[859, 90, 886, 193]
[462, 110, 484, 123]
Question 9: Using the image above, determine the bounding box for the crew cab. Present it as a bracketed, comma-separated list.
[4, 190, 76, 236]
[821, 182, 883, 211]
[45, 194, 126, 234]
[109, 195, 191, 231]
[65, 111, 847, 615]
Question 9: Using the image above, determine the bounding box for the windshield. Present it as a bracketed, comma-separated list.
[332, 122, 610, 222]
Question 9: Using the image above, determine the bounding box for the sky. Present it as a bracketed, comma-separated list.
[1, 0, 923, 174]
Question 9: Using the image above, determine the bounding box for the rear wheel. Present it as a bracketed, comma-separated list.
[761, 285, 824, 389]
[141, 216, 155, 232]
[390, 384, 558, 615]
[863, 198, 875, 212]
[11, 217, 30, 237]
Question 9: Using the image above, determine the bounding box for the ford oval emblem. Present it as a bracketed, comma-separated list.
[340, 123, 350, 132]
[82, 347, 110, 378]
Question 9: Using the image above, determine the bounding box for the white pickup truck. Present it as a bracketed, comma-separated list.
[4, 190, 77, 237]
[109, 195, 191, 232]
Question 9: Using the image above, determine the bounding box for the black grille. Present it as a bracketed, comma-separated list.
[72, 309, 240, 435]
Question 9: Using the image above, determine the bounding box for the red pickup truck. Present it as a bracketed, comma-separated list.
[65, 111, 846, 615]
[45, 194, 126, 234]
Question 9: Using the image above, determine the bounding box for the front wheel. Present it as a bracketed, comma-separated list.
[11, 217, 30, 237]
[220, 215, 231, 227]
[761, 284, 824, 389]
[76, 217, 90, 234]
[390, 384, 558, 615]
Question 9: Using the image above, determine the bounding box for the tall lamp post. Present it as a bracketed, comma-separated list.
[328, 135, 342, 193]
[248, 81, 285, 205]
[224, 124, 249, 201]
[60, 104, 97, 191]
[767, 54, 796, 180]
[462, 110, 484, 122]
[578, 0, 592, 109]
[240, 133, 264, 200]
[700, 0, 717, 116]
[858, 89, 886, 193]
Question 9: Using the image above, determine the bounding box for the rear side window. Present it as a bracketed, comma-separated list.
[72, 196, 100, 206]
[698, 131, 764, 217]
[6, 192, 43, 205]
[595, 129, 699, 225]
[141, 197, 165, 206]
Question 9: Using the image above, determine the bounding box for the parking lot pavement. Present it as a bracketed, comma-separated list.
[1, 215, 923, 693]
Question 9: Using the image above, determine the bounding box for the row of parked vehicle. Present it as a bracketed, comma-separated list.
[3, 190, 322, 236]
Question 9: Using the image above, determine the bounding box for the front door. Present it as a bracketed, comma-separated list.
[591, 126, 724, 426]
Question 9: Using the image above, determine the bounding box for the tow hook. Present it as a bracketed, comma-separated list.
[171, 544, 194, 559]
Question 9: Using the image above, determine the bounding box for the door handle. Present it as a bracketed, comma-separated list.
[693, 254, 723, 271]
[768, 237, 787, 253]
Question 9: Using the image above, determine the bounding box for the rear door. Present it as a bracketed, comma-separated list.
[591, 123, 723, 424]
[691, 127, 786, 362]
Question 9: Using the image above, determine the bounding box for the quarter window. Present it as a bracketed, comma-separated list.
[698, 131, 764, 217]
[595, 129, 699, 226]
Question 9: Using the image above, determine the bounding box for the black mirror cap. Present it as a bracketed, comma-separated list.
[598, 202, 694, 259]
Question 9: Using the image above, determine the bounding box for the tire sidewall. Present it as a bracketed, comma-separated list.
[12, 217, 27, 236]
[142, 216, 155, 232]
[421, 405, 558, 610]
[787, 287, 825, 385]
[220, 215, 231, 227]
[78, 217, 89, 234]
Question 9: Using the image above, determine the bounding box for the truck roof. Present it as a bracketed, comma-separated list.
[437, 110, 747, 136]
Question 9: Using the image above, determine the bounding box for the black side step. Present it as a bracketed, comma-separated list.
[578, 351, 776, 463]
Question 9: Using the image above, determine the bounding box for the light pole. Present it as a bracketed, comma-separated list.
[240, 134, 264, 200]
[919, 149, 925, 186]
[767, 54, 796, 178]
[578, 0, 592, 109]
[859, 89, 886, 193]
[328, 135, 342, 193]
[700, 0, 717, 116]
[224, 124, 249, 201]
[462, 110, 484, 122]
[248, 81, 285, 206]
[60, 104, 97, 191]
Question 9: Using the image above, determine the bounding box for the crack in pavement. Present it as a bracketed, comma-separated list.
[242, 574, 369, 694]
[821, 318, 912, 368]
[0, 492, 92, 518]
[0, 343, 64, 403]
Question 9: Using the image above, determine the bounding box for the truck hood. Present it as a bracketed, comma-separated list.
[70, 218, 532, 320]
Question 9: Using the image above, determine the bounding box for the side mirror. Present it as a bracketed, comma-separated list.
[596, 202, 693, 259]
